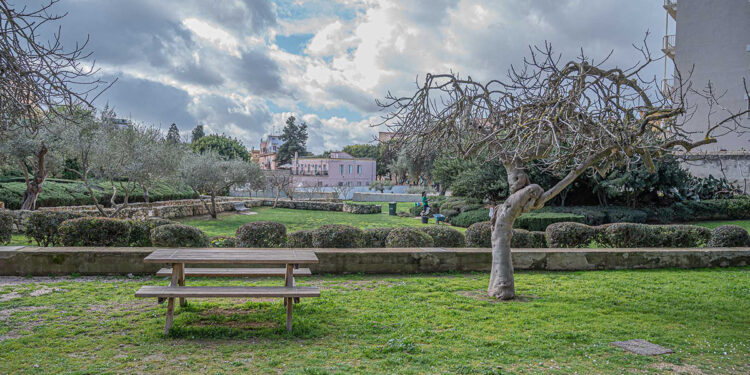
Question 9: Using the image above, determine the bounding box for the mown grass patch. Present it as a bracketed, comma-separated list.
[0, 268, 748, 374]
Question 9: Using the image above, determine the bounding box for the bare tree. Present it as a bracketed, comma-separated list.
[0, 0, 111, 134]
[264, 170, 294, 208]
[379, 41, 750, 300]
[180, 152, 264, 219]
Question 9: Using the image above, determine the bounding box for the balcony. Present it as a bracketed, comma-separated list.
[663, 0, 677, 20]
[662, 34, 675, 59]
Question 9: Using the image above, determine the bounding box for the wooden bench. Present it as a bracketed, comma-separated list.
[135, 249, 320, 333]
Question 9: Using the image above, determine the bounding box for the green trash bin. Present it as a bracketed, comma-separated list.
[388, 202, 397, 216]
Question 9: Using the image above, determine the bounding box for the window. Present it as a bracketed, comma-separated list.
[357, 181, 362, 186]
[339, 165, 344, 174]
[338, 182, 343, 187]
[347, 181, 352, 186]
[357, 165, 361, 174]
[314, 165, 318, 172]
[348, 165, 352, 174]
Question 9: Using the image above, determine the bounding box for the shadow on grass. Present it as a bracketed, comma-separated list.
[455, 289, 539, 303]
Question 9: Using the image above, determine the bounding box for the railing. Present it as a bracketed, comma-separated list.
[662, 35, 676, 58]
[663, 0, 677, 19]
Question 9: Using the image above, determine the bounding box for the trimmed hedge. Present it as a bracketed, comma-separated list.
[312, 225, 364, 248]
[25, 211, 83, 246]
[385, 227, 434, 247]
[209, 235, 237, 248]
[515, 212, 586, 231]
[419, 225, 465, 247]
[58, 217, 132, 247]
[362, 227, 393, 247]
[465, 221, 492, 247]
[235, 221, 287, 248]
[0, 210, 12, 245]
[287, 230, 314, 248]
[128, 218, 173, 247]
[545, 222, 600, 248]
[707, 225, 750, 247]
[602, 223, 711, 248]
[150, 224, 209, 248]
[511, 229, 547, 248]
[450, 209, 490, 228]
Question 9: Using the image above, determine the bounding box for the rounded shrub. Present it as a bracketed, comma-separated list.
[362, 227, 393, 247]
[450, 209, 490, 228]
[465, 221, 491, 247]
[511, 229, 547, 248]
[128, 218, 174, 247]
[287, 230, 314, 248]
[209, 235, 237, 248]
[655, 224, 711, 247]
[0, 210, 13, 245]
[150, 224, 209, 248]
[545, 222, 600, 248]
[235, 221, 287, 248]
[385, 227, 434, 247]
[601, 223, 710, 248]
[311, 224, 364, 248]
[25, 211, 83, 247]
[58, 217, 132, 247]
[707, 225, 750, 247]
[419, 225, 465, 247]
[515, 212, 585, 231]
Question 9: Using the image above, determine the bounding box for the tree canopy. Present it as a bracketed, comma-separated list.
[276, 116, 308, 166]
[166, 124, 180, 144]
[191, 125, 205, 143]
[191, 134, 250, 162]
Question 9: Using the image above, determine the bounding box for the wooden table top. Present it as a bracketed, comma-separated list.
[144, 249, 319, 264]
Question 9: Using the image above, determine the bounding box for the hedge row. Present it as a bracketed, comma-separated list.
[450, 209, 584, 231]
[545, 222, 712, 248]
[0, 210, 13, 245]
[0, 180, 197, 210]
[464, 222, 547, 248]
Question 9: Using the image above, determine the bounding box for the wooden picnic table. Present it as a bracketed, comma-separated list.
[135, 249, 320, 334]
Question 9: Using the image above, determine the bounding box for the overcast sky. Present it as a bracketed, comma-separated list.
[25, 0, 668, 153]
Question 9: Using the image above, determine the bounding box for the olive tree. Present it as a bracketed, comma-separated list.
[180, 152, 264, 219]
[0, 125, 61, 209]
[379, 42, 749, 300]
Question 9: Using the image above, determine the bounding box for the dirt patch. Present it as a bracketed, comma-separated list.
[0, 276, 154, 286]
[29, 286, 62, 297]
[191, 320, 278, 329]
[0, 306, 47, 343]
[455, 290, 538, 303]
[0, 291, 22, 301]
[648, 362, 705, 375]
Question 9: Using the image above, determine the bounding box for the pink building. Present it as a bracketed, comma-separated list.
[291, 151, 376, 187]
[258, 135, 282, 170]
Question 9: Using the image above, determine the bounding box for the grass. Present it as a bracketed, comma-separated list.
[179, 202, 459, 238]
[0, 268, 748, 374]
[693, 220, 750, 231]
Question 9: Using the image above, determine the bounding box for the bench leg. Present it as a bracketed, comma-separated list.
[157, 297, 165, 304]
[165, 297, 175, 335]
[285, 297, 293, 332]
[178, 265, 186, 307]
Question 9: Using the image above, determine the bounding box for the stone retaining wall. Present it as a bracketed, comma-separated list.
[0, 246, 746, 276]
[352, 192, 428, 202]
[342, 203, 382, 214]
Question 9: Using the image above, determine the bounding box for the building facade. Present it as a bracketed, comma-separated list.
[291, 151, 376, 187]
[258, 135, 282, 170]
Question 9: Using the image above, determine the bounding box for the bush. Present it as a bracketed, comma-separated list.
[24, 211, 83, 246]
[0, 210, 12, 245]
[439, 197, 481, 219]
[419, 226, 465, 247]
[209, 235, 237, 248]
[707, 225, 750, 247]
[312, 224, 363, 248]
[545, 222, 602, 248]
[538, 206, 647, 226]
[362, 227, 393, 247]
[385, 227, 434, 247]
[150, 224, 209, 248]
[511, 229, 547, 248]
[128, 218, 173, 247]
[287, 230, 314, 248]
[601, 223, 710, 248]
[58, 217, 132, 247]
[450, 209, 490, 228]
[515, 212, 586, 231]
[235, 221, 287, 248]
[465, 221, 492, 247]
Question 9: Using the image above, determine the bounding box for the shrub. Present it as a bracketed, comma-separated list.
[450, 209, 490, 228]
[707, 225, 750, 247]
[465, 221, 492, 247]
[515, 212, 585, 231]
[385, 227, 434, 247]
[439, 197, 481, 219]
[128, 218, 173, 247]
[287, 230, 314, 248]
[312, 224, 364, 248]
[0, 210, 12, 245]
[150, 224, 209, 248]
[601, 223, 710, 248]
[58, 217, 132, 247]
[25, 211, 83, 246]
[362, 227, 393, 247]
[545, 222, 602, 248]
[209, 235, 237, 248]
[235, 221, 287, 248]
[419, 225, 465, 247]
[511, 229, 547, 248]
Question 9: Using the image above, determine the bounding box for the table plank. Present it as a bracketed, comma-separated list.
[144, 249, 319, 264]
[135, 286, 321, 298]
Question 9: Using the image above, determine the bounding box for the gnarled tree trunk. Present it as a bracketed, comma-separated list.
[20, 144, 48, 210]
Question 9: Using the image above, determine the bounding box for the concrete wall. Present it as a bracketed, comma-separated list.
[0, 246, 746, 276]
[683, 151, 750, 191]
[353, 192, 432, 202]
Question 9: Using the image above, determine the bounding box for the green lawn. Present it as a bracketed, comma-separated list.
[693, 220, 750, 231]
[179, 203, 456, 238]
[1, 268, 748, 374]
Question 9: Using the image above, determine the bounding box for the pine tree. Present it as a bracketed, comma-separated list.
[166, 123, 180, 144]
[191, 125, 205, 143]
[276, 116, 308, 166]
